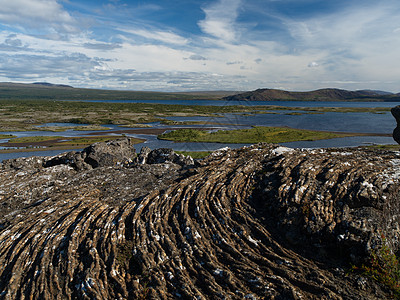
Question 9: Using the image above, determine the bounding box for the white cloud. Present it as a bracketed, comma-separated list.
[0, 1, 399, 92]
[0, 0, 78, 34]
[198, 0, 242, 42]
[121, 28, 188, 46]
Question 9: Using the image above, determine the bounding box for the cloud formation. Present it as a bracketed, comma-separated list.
[0, 0, 398, 92]
[0, 0, 78, 35]
[198, 0, 243, 42]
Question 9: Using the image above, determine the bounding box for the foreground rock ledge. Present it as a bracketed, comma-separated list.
[1, 139, 400, 299]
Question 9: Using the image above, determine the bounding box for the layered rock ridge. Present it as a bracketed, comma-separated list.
[1, 139, 400, 299]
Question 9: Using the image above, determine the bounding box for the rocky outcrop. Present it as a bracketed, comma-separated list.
[391, 105, 400, 144]
[136, 147, 194, 166]
[44, 138, 137, 170]
[1, 140, 400, 299]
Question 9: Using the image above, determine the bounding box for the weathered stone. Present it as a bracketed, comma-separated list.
[135, 146, 151, 164]
[146, 148, 194, 166]
[43, 137, 137, 170]
[83, 137, 136, 168]
[0, 142, 399, 299]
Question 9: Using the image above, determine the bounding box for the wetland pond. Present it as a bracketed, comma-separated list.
[0, 100, 398, 162]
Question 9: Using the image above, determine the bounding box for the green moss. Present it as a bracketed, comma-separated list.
[353, 235, 400, 298]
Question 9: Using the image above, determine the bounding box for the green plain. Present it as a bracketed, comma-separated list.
[159, 127, 360, 144]
[0, 134, 16, 139]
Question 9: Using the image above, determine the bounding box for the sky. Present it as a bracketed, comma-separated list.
[0, 0, 399, 92]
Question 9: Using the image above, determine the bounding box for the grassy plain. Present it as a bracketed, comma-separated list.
[0, 99, 265, 131]
[0, 135, 144, 153]
[0, 99, 391, 132]
[0, 98, 392, 152]
[159, 127, 362, 144]
[0, 134, 16, 139]
[36, 125, 111, 132]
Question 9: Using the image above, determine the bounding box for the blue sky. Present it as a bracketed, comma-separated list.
[0, 0, 399, 92]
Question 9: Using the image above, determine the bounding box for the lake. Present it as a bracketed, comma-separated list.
[86, 99, 400, 108]
[1, 100, 399, 162]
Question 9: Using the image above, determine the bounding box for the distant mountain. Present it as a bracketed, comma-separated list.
[356, 89, 394, 96]
[32, 82, 74, 88]
[223, 88, 400, 102]
[0, 82, 235, 101]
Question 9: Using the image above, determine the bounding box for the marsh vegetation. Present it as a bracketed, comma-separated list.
[0, 99, 390, 132]
[158, 126, 361, 144]
[0, 99, 394, 153]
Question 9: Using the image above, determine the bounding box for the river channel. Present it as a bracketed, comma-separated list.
[1, 100, 399, 162]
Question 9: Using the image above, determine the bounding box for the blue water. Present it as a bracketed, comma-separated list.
[168, 111, 395, 134]
[84, 99, 400, 108]
[1, 100, 398, 162]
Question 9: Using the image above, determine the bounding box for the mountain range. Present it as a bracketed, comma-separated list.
[0, 82, 399, 101]
[223, 88, 400, 102]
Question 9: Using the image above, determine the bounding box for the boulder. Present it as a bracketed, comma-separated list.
[135, 147, 194, 166]
[83, 138, 136, 168]
[44, 137, 136, 170]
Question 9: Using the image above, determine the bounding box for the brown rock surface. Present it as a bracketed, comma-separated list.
[1, 140, 400, 299]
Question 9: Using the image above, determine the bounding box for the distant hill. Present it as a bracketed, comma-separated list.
[356, 89, 394, 96]
[33, 82, 74, 88]
[223, 88, 400, 102]
[0, 82, 237, 101]
[1, 83, 398, 102]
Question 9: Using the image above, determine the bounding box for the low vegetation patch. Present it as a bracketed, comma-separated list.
[159, 126, 358, 144]
[366, 144, 400, 151]
[0, 135, 145, 151]
[10, 136, 64, 143]
[0, 134, 16, 139]
[175, 150, 212, 159]
[35, 125, 110, 132]
[0, 99, 390, 132]
[353, 236, 400, 298]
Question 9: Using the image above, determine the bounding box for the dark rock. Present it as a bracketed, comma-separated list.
[391, 106, 400, 144]
[44, 137, 136, 170]
[2, 156, 45, 171]
[135, 146, 151, 164]
[146, 148, 194, 166]
[82, 137, 136, 168]
[43, 150, 90, 170]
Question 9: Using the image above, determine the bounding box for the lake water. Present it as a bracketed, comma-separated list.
[87, 99, 400, 108]
[1, 100, 399, 162]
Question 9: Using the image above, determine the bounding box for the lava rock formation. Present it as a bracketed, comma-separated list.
[1, 139, 400, 299]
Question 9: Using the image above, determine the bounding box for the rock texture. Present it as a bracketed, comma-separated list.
[1, 139, 400, 299]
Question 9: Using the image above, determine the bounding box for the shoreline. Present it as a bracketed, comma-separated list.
[0, 125, 393, 154]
